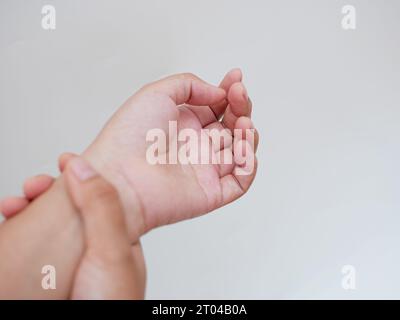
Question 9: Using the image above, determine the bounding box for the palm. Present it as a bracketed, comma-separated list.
[84, 70, 257, 233]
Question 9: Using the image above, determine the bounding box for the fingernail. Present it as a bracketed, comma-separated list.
[70, 158, 97, 181]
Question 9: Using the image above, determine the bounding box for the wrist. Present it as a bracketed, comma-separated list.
[82, 147, 146, 243]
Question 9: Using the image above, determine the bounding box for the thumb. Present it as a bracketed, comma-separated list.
[64, 157, 132, 262]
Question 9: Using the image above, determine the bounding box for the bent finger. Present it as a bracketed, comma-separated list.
[0, 197, 29, 219]
[23, 175, 54, 200]
[210, 68, 243, 119]
[142, 72, 226, 107]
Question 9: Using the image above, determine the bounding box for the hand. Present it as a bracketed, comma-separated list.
[0, 154, 146, 300]
[65, 157, 145, 299]
[0, 153, 73, 219]
[83, 69, 259, 240]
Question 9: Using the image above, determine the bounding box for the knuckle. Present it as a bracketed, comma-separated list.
[178, 72, 197, 80]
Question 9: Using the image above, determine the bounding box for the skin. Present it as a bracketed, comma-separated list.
[0, 69, 258, 299]
[0, 154, 145, 299]
[65, 157, 145, 299]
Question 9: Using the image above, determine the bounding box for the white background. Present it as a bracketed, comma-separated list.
[1, 0, 399, 299]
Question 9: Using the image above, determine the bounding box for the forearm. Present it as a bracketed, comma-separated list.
[0, 175, 84, 299]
